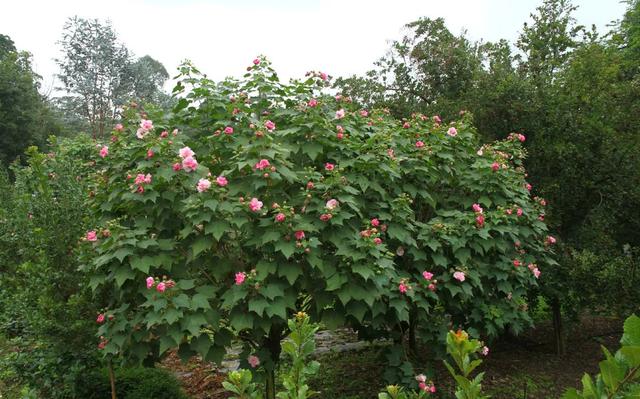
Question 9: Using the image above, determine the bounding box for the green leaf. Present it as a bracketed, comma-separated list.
[114, 266, 135, 287]
[113, 247, 134, 263]
[182, 313, 207, 336]
[159, 335, 176, 356]
[248, 297, 269, 316]
[302, 141, 323, 160]
[229, 309, 253, 331]
[192, 237, 212, 258]
[622, 315, 640, 346]
[206, 220, 229, 241]
[274, 240, 296, 259]
[130, 256, 154, 273]
[191, 293, 212, 310]
[278, 263, 302, 284]
[164, 307, 182, 324]
[620, 346, 640, 367]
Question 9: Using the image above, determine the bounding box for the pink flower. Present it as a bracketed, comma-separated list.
[295, 230, 305, 240]
[402, 122, 410, 129]
[235, 272, 246, 285]
[481, 346, 489, 356]
[415, 374, 427, 383]
[335, 109, 345, 119]
[320, 72, 328, 81]
[359, 109, 368, 117]
[422, 271, 434, 280]
[336, 132, 344, 140]
[255, 159, 271, 170]
[325, 199, 339, 210]
[518, 133, 526, 142]
[476, 214, 485, 227]
[415, 141, 425, 148]
[447, 127, 458, 137]
[428, 283, 436, 291]
[336, 125, 344, 134]
[472, 203, 483, 213]
[513, 259, 521, 267]
[249, 198, 263, 212]
[539, 214, 545, 221]
[324, 163, 335, 171]
[160, 130, 168, 138]
[179, 147, 195, 159]
[134, 174, 146, 184]
[196, 178, 211, 192]
[114, 123, 124, 132]
[533, 268, 541, 278]
[306, 181, 314, 189]
[248, 355, 260, 368]
[540, 199, 547, 206]
[308, 98, 318, 107]
[517, 208, 523, 217]
[373, 237, 382, 245]
[264, 120, 276, 131]
[546, 236, 556, 245]
[140, 119, 153, 131]
[371, 218, 380, 227]
[526, 183, 532, 191]
[172, 163, 182, 171]
[433, 115, 441, 123]
[144, 174, 152, 184]
[419, 382, 427, 391]
[253, 58, 260, 65]
[453, 271, 466, 282]
[99, 146, 109, 158]
[506, 209, 513, 215]
[491, 162, 500, 171]
[224, 126, 234, 135]
[136, 128, 148, 139]
[96, 314, 105, 324]
[182, 156, 198, 172]
[146, 149, 154, 159]
[156, 282, 166, 293]
[216, 176, 228, 186]
[146, 276, 155, 289]
[399, 283, 407, 294]
[320, 213, 332, 222]
[86, 230, 98, 242]
[275, 213, 286, 222]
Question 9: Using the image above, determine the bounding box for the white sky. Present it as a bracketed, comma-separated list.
[0, 0, 627, 96]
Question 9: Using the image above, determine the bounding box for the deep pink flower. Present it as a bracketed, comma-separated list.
[146, 276, 155, 289]
[447, 127, 458, 137]
[308, 98, 318, 107]
[179, 147, 195, 159]
[96, 314, 105, 324]
[336, 125, 344, 134]
[325, 199, 339, 210]
[224, 126, 234, 135]
[235, 272, 246, 285]
[324, 163, 335, 171]
[373, 237, 382, 245]
[264, 120, 276, 131]
[146, 149, 154, 159]
[295, 230, 305, 240]
[160, 130, 168, 138]
[320, 213, 332, 222]
[422, 271, 434, 280]
[196, 178, 211, 192]
[248, 355, 260, 368]
[476, 214, 485, 227]
[518, 134, 526, 142]
[86, 230, 98, 242]
[517, 208, 523, 217]
[419, 382, 427, 391]
[513, 259, 521, 267]
[539, 214, 545, 221]
[172, 162, 182, 171]
[546, 236, 556, 245]
[156, 282, 166, 293]
[453, 271, 466, 282]
[255, 159, 271, 170]
[249, 198, 263, 212]
[99, 146, 108, 158]
[472, 203, 483, 213]
[415, 141, 425, 148]
[433, 115, 441, 123]
[182, 156, 198, 172]
[216, 176, 228, 186]
[371, 218, 380, 227]
[399, 283, 407, 294]
[275, 213, 286, 222]
[320, 72, 328, 81]
[306, 181, 314, 189]
[526, 183, 532, 191]
[253, 58, 260, 65]
[491, 162, 500, 171]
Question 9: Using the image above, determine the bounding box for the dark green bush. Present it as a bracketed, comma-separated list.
[77, 367, 188, 399]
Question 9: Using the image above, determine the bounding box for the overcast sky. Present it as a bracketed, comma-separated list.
[1, 0, 627, 95]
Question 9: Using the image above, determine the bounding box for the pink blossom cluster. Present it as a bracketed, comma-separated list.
[133, 173, 152, 193]
[178, 147, 198, 172]
[255, 159, 270, 170]
[422, 271, 437, 291]
[136, 119, 154, 139]
[235, 272, 246, 285]
[99, 145, 109, 158]
[528, 263, 541, 278]
[453, 271, 466, 282]
[146, 276, 175, 292]
[249, 198, 263, 212]
[415, 374, 436, 393]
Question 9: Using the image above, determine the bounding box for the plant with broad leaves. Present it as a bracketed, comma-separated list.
[561, 314, 640, 399]
[223, 370, 263, 399]
[443, 329, 488, 399]
[84, 56, 553, 397]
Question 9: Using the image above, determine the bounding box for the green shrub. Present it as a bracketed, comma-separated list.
[77, 367, 188, 399]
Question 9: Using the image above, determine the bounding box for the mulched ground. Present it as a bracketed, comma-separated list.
[161, 316, 623, 399]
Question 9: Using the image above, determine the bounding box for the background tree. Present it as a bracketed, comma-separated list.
[56, 17, 170, 138]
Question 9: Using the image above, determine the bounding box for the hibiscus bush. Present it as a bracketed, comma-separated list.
[85, 56, 554, 396]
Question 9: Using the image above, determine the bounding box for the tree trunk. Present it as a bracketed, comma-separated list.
[408, 306, 418, 358]
[263, 325, 284, 399]
[108, 359, 117, 399]
[551, 297, 565, 355]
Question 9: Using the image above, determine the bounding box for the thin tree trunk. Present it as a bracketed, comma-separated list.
[264, 325, 284, 399]
[551, 297, 565, 355]
[108, 359, 117, 399]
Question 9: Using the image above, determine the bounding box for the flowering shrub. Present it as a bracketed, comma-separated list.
[85, 56, 554, 393]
